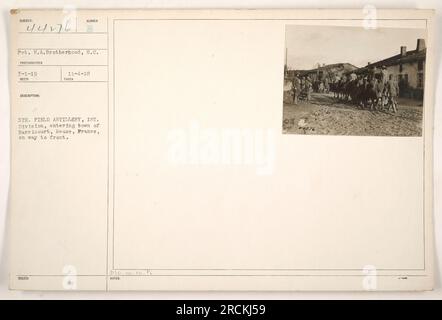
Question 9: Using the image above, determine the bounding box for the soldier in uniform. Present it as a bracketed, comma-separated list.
[375, 76, 385, 110]
[355, 75, 365, 108]
[385, 74, 399, 113]
[379, 66, 389, 109]
[305, 76, 313, 101]
[324, 77, 330, 93]
[367, 75, 378, 110]
[292, 73, 301, 105]
[380, 65, 388, 84]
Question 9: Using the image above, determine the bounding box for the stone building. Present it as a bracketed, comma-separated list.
[286, 63, 358, 82]
[358, 38, 426, 100]
[284, 38, 426, 100]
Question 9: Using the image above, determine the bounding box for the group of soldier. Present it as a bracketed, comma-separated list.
[289, 74, 314, 104]
[288, 65, 400, 113]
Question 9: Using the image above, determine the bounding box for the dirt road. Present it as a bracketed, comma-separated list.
[283, 93, 423, 136]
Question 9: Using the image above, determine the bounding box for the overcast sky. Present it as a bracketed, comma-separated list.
[285, 25, 426, 70]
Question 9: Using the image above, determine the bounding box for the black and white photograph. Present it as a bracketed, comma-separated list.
[283, 25, 426, 136]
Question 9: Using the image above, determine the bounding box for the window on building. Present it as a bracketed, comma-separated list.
[418, 60, 424, 71]
[417, 73, 424, 88]
[399, 64, 403, 72]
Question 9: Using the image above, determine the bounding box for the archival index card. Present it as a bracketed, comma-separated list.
[9, 9, 435, 291]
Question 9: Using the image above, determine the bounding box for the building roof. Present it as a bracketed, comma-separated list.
[367, 49, 426, 69]
[349, 48, 426, 75]
[292, 63, 358, 76]
[287, 42, 426, 78]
